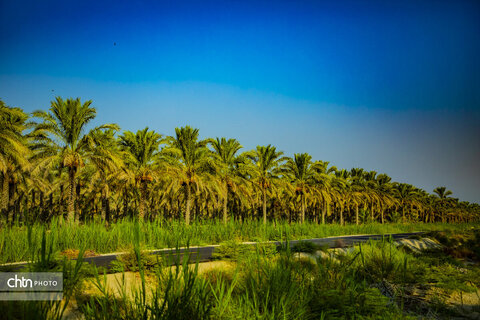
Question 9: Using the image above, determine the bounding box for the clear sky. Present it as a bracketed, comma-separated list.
[1, 0, 479, 202]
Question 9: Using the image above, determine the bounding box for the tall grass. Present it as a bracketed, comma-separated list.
[113, 229, 480, 318]
[1, 218, 477, 263]
[3, 225, 478, 319]
[78, 236, 413, 319]
[0, 228, 86, 320]
[81, 221, 213, 320]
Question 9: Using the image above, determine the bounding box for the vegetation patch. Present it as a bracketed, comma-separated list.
[291, 240, 319, 254]
[59, 249, 98, 259]
[2, 220, 478, 264]
[2, 225, 480, 319]
[212, 240, 277, 261]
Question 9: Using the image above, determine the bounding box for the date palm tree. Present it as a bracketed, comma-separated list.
[210, 137, 248, 224]
[333, 169, 350, 225]
[119, 127, 163, 220]
[3, 99, 480, 225]
[375, 174, 396, 224]
[313, 160, 335, 224]
[0, 101, 30, 215]
[163, 126, 215, 225]
[32, 97, 118, 223]
[85, 128, 124, 223]
[433, 186, 453, 199]
[350, 168, 368, 225]
[433, 186, 453, 223]
[363, 171, 379, 222]
[247, 145, 286, 224]
[394, 183, 421, 222]
[283, 153, 318, 223]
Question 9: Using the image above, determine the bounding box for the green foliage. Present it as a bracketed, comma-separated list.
[213, 240, 277, 261]
[212, 241, 252, 261]
[291, 240, 319, 254]
[110, 249, 160, 273]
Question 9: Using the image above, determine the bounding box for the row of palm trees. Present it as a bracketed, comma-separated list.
[1, 98, 479, 225]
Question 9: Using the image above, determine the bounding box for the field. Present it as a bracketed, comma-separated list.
[1, 219, 477, 264]
[1, 221, 480, 319]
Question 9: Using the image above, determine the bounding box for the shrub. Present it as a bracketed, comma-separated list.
[291, 240, 318, 254]
[110, 249, 160, 273]
[213, 241, 278, 261]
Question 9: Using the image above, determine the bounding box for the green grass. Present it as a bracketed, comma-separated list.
[77, 240, 420, 319]
[77, 243, 411, 319]
[0, 218, 478, 264]
[2, 222, 479, 319]
[0, 228, 86, 320]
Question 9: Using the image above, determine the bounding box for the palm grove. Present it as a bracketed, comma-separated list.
[1, 98, 479, 226]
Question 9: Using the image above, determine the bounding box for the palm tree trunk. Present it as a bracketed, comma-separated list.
[76, 183, 81, 221]
[340, 205, 344, 226]
[102, 188, 110, 225]
[185, 184, 192, 225]
[59, 185, 64, 221]
[39, 191, 44, 219]
[262, 187, 267, 225]
[322, 203, 327, 224]
[402, 205, 405, 223]
[139, 181, 147, 220]
[1, 172, 8, 213]
[10, 189, 19, 224]
[355, 204, 359, 225]
[301, 194, 305, 224]
[102, 196, 107, 222]
[223, 182, 228, 224]
[67, 167, 76, 223]
[194, 197, 198, 221]
[105, 198, 110, 224]
[8, 179, 15, 223]
[31, 189, 36, 211]
[123, 188, 128, 218]
[370, 203, 374, 222]
[223, 195, 228, 225]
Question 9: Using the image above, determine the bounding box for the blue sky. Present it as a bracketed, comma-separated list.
[1, 0, 479, 202]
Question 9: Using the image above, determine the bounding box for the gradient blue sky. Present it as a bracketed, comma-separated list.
[1, 0, 479, 202]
